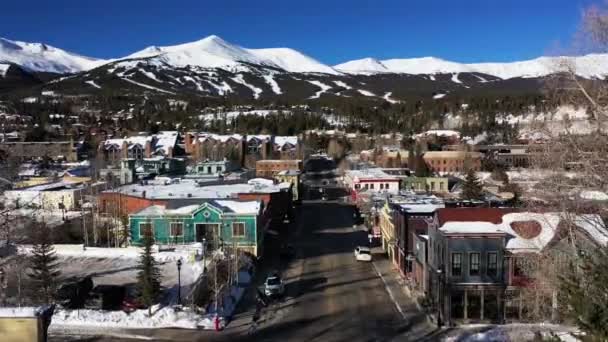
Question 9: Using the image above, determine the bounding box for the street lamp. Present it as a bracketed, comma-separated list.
[436, 268, 443, 327]
[176, 259, 182, 305]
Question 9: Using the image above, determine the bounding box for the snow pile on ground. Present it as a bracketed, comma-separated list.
[579, 190, 608, 201]
[48, 257, 252, 331]
[199, 268, 253, 330]
[0, 307, 39, 317]
[442, 323, 580, 342]
[51, 306, 203, 329]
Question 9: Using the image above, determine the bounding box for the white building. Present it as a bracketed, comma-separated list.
[5, 181, 107, 210]
[344, 168, 400, 194]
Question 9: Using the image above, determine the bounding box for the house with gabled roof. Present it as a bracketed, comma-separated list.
[129, 199, 265, 256]
[426, 207, 608, 325]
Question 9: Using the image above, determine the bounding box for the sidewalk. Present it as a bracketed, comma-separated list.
[371, 248, 437, 339]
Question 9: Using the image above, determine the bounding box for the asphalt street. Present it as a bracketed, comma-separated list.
[51, 201, 436, 342]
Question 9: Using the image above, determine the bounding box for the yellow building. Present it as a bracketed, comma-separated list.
[0, 307, 52, 342]
[402, 176, 450, 193]
[379, 203, 396, 262]
[274, 170, 300, 201]
[14, 176, 92, 189]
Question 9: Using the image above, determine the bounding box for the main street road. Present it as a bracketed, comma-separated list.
[52, 202, 437, 341]
[251, 202, 433, 342]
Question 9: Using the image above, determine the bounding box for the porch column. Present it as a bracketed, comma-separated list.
[464, 289, 468, 321]
[498, 290, 504, 323]
[518, 291, 523, 320]
[480, 287, 484, 321]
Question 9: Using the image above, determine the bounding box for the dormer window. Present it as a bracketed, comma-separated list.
[248, 139, 260, 153]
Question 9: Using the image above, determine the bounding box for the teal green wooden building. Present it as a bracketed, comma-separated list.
[129, 199, 265, 256]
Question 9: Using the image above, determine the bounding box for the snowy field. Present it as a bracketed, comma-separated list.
[13, 245, 254, 331]
[18, 244, 206, 294]
[442, 323, 580, 342]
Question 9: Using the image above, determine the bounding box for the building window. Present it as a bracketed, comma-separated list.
[364, 184, 369, 190]
[355, 184, 360, 190]
[487, 252, 498, 276]
[170, 222, 183, 237]
[430, 182, 435, 191]
[451, 253, 462, 277]
[248, 140, 260, 153]
[470, 253, 480, 276]
[385, 183, 389, 189]
[370, 183, 374, 189]
[380, 183, 384, 190]
[232, 222, 246, 238]
[139, 222, 154, 239]
[439, 182, 444, 191]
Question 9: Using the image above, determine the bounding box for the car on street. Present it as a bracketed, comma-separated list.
[264, 273, 285, 297]
[354, 246, 372, 262]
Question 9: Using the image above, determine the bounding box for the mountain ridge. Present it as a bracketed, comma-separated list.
[2, 35, 607, 80]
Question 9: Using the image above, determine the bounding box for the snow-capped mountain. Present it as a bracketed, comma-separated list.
[335, 54, 608, 79]
[122, 35, 340, 74]
[0, 37, 107, 74]
[3, 34, 608, 102]
[333, 58, 390, 75]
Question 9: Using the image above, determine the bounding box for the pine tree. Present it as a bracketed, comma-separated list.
[461, 169, 483, 200]
[27, 223, 61, 304]
[136, 225, 162, 316]
[560, 247, 608, 340]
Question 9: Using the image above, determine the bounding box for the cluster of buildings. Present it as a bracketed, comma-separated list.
[373, 193, 608, 325]
[3, 130, 304, 259]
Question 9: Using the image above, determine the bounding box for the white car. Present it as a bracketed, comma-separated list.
[264, 274, 285, 297]
[354, 246, 372, 262]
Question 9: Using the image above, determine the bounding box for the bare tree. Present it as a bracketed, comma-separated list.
[523, 3, 608, 336]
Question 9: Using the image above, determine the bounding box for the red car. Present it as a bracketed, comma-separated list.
[121, 297, 146, 313]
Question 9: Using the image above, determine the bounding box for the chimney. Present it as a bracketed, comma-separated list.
[194, 139, 201, 162]
[144, 140, 152, 158]
[184, 133, 193, 154]
[168, 146, 173, 158]
[142, 190, 146, 199]
[121, 140, 128, 159]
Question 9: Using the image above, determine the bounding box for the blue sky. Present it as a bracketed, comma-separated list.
[0, 0, 595, 64]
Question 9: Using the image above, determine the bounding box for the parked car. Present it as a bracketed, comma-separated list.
[354, 246, 372, 262]
[264, 273, 285, 297]
[121, 296, 146, 313]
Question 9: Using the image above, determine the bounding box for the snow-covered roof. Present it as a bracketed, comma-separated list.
[438, 211, 608, 253]
[197, 133, 243, 143]
[134, 205, 166, 216]
[215, 200, 260, 214]
[104, 136, 151, 149]
[345, 168, 399, 181]
[133, 200, 260, 216]
[108, 179, 289, 200]
[415, 130, 460, 138]
[440, 221, 505, 235]
[103, 131, 177, 155]
[274, 136, 298, 148]
[500, 212, 561, 252]
[154, 131, 178, 155]
[573, 214, 608, 247]
[246, 134, 270, 142]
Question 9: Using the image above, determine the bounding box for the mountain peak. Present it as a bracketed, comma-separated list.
[334, 57, 388, 74]
[0, 37, 106, 73]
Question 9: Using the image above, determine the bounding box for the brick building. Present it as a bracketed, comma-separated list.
[423, 151, 482, 174]
[0, 140, 78, 162]
[255, 159, 302, 178]
[98, 131, 179, 167]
